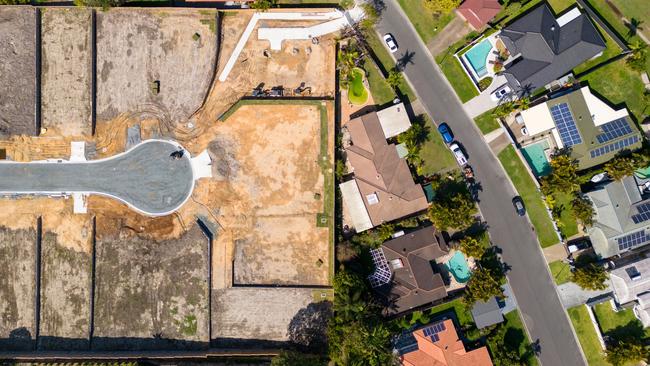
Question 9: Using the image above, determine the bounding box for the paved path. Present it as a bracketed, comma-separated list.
[0, 140, 194, 216]
[375, 2, 586, 364]
[557, 282, 612, 309]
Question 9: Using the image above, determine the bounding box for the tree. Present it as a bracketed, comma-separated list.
[463, 267, 505, 306]
[571, 195, 595, 227]
[360, 2, 380, 30]
[627, 40, 647, 71]
[489, 324, 535, 366]
[397, 117, 429, 161]
[572, 263, 608, 291]
[606, 338, 647, 366]
[459, 236, 486, 259]
[250, 0, 276, 11]
[423, 0, 461, 14]
[271, 350, 327, 366]
[386, 69, 404, 89]
[541, 154, 579, 195]
[605, 153, 647, 181]
[0, 0, 29, 3]
[335, 160, 347, 181]
[74, 0, 121, 7]
[337, 46, 361, 84]
[428, 192, 476, 231]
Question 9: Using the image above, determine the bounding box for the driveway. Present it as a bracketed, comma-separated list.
[375, 1, 586, 364]
[0, 139, 194, 216]
[557, 282, 612, 309]
[462, 74, 509, 118]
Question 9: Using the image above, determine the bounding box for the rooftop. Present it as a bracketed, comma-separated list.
[611, 257, 650, 304]
[471, 297, 504, 329]
[456, 0, 501, 30]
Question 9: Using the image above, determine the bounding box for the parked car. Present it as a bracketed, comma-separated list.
[449, 143, 468, 166]
[567, 238, 592, 254]
[490, 84, 511, 102]
[383, 33, 398, 53]
[437, 122, 454, 144]
[512, 196, 526, 216]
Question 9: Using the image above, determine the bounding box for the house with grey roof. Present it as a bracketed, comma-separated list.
[586, 175, 650, 258]
[499, 4, 606, 93]
[471, 297, 504, 329]
[610, 257, 650, 327]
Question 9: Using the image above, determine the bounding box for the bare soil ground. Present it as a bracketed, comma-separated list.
[93, 219, 209, 350]
[41, 8, 92, 137]
[39, 212, 92, 350]
[0, 7, 36, 137]
[96, 9, 218, 127]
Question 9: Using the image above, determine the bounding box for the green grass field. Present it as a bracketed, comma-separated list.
[473, 109, 501, 134]
[498, 146, 559, 247]
[419, 116, 457, 176]
[553, 191, 579, 239]
[395, 0, 455, 43]
[366, 32, 416, 102]
[593, 302, 650, 339]
[364, 60, 396, 105]
[435, 53, 479, 103]
[568, 305, 609, 366]
[348, 67, 369, 105]
[549, 260, 572, 285]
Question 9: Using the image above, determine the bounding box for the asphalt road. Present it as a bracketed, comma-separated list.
[0, 140, 194, 216]
[375, 3, 586, 365]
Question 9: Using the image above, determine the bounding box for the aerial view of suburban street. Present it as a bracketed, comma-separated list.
[0, 0, 649, 364]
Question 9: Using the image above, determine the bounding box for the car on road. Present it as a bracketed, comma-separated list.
[383, 33, 398, 53]
[512, 196, 526, 216]
[490, 84, 511, 102]
[437, 122, 454, 144]
[449, 143, 468, 166]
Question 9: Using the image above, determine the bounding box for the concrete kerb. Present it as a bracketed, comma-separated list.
[377, 3, 587, 363]
[0, 139, 196, 217]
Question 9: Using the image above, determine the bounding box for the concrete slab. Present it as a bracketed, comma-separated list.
[557, 281, 612, 309]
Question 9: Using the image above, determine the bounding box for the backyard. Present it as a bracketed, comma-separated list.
[348, 67, 369, 105]
[498, 146, 559, 247]
[552, 191, 579, 239]
[568, 305, 609, 366]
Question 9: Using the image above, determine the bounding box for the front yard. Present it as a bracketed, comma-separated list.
[366, 31, 416, 102]
[568, 305, 609, 366]
[473, 109, 501, 134]
[593, 302, 650, 340]
[396, 0, 455, 44]
[435, 50, 479, 103]
[549, 260, 572, 285]
[418, 115, 458, 176]
[552, 191, 579, 239]
[498, 146, 559, 247]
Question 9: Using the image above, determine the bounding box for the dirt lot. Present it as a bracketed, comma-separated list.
[41, 8, 92, 137]
[0, 7, 36, 137]
[95, 9, 218, 127]
[39, 213, 92, 350]
[93, 219, 209, 350]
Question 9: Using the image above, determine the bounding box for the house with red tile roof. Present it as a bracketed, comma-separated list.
[401, 319, 493, 366]
[456, 0, 501, 30]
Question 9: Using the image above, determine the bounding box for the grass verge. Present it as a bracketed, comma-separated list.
[364, 59, 396, 105]
[568, 305, 609, 366]
[498, 146, 559, 247]
[435, 52, 478, 103]
[548, 260, 572, 285]
[366, 31, 417, 102]
[473, 109, 501, 135]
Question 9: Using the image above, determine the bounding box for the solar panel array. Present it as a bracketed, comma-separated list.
[368, 248, 392, 288]
[550, 103, 582, 146]
[422, 321, 446, 342]
[596, 117, 633, 143]
[589, 136, 639, 158]
[632, 203, 650, 224]
[617, 230, 650, 251]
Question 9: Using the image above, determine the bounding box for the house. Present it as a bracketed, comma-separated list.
[340, 107, 427, 232]
[368, 226, 449, 314]
[471, 297, 504, 329]
[610, 257, 650, 327]
[499, 4, 606, 93]
[517, 86, 642, 170]
[586, 175, 650, 258]
[399, 319, 493, 366]
[456, 0, 501, 30]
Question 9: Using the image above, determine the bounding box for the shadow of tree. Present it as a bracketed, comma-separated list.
[605, 319, 646, 343]
[288, 302, 333, 352]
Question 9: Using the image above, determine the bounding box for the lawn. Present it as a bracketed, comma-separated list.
[435, 52, 479, 103]
[364, 59, 395, 105]
[548, 260, 572, 285]
[348, 67, 369, 105]
[498, 146, 559, 247]
[593, 302, 650, 340]
[396, 0, 455, 44]
[427, 297, 474, 326]
[584, 0, 650, 46]
[366, 31, 417, 102]
[486, 310, 539, 366]
[473, 109, 501, 134]
[419, 115, 457, 176]
[568, 305, 609, 366]
[553, 191, 579, 239]
[607, 0, 650, 40]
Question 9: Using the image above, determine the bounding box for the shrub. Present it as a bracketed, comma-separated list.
[478, 77, 493, 91]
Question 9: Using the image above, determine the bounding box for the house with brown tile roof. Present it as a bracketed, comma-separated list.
[456, 0, 501, 30]
[401, 319, 493, 366]
[369, 226, 449, 314]
[340, 111, 428, 232]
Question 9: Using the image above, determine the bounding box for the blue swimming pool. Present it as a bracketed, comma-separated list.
[521, 140, 551, 177]
[463, 39, 493, 77]
[446, 251, 471, 283]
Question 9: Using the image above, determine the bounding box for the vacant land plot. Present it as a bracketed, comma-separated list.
[0, 7, 36, 137]
[41, 8, 92, 137]
[215, 104, 330, 286]
[96, 9, 218, 125]
[213, 287, 324, 345]
[39, 214, 92, 350]
[93, 221, 209, 350]
[0, 217, 37, 350]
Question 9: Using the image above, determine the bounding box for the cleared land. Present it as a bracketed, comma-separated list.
[0, 7, 36, 137]
[41, 8, 93, 136]
[96, 9, 218, 125]
[93, 221, 209, 350]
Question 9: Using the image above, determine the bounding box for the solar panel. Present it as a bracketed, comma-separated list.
[632, 203, 650, 224]
[589, 136, 639, 158]
[422, 321, 446, 343]
[550, 103, 583, 146]
[596, 117, 633, 143]
[368, 248, 392, 288]
[617, 230, 650, 251]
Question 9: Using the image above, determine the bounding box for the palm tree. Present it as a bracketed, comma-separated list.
[386, 69, 403, 89]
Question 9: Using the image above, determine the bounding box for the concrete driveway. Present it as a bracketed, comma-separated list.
[0, 139, 194, 216]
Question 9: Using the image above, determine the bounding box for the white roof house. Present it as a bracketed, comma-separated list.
[376, 102, 411, 139]
[610, 257, 650, 327]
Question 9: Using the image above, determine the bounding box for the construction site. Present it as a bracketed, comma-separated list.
[0, 5, 338, 354]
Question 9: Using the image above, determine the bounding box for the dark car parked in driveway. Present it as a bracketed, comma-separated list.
[437, 122, 454, 144]
[512, 196, 526, 216]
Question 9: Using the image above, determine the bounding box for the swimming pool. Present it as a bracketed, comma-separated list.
[446, 251, 471, 283]
[463, 39, 493, 78]
[521, 140, 551, 177]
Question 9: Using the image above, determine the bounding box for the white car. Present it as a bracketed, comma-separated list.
[449, 143, 468, 166]
[490, 84, 511, 102]
[383, 33, 398, 53]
